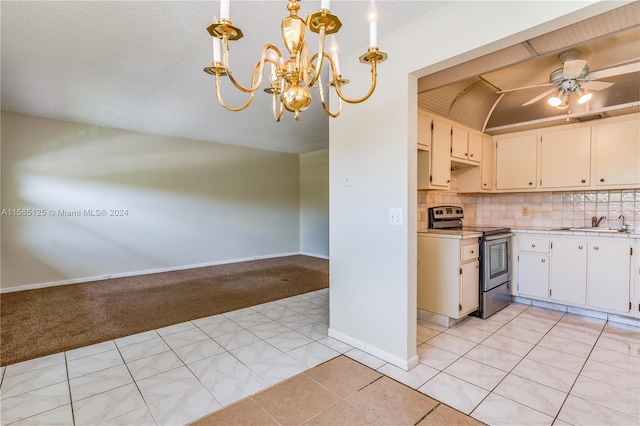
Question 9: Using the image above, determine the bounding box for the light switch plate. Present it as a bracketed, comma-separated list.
[390, 208, 402, 225]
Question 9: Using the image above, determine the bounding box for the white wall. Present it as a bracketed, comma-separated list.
[299, 149, 329, 258]
[1, 112, 301, 290]
[329, 1, 625, 369]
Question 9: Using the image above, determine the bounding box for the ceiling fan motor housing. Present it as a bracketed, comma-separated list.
[549, 65, 589, 84]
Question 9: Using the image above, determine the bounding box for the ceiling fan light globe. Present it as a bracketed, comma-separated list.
[548, 96, 562, 107]
[578, 92, 592, 104]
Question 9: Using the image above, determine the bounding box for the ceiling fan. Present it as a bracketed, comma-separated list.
[497, 50, 640, 108]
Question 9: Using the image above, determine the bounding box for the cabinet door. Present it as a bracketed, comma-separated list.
[587, 242, 631, 313]
[594, 119, 640, 186]
[451, 127, 468, 160]
[430, 120, 452, 188]
[541, 127, 591, 188]
[518, 253, 549, 299]
[495, 134, 537, 190]
[417, 111, 431, 151]
[460, 261, 479, 316]
[468, 133, 483, 163]
[480, 136, 493, 190]
[550, 240, 587, 305]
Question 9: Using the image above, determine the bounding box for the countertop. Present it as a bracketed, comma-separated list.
[418, 229, 482, 240]
[418, 227, 639, 239]
[510, 227, 639, 239]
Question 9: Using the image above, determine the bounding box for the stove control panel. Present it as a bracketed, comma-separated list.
[430, 206, 464, 220]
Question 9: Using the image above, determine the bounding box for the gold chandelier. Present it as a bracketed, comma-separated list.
[204, 0, 387, 121]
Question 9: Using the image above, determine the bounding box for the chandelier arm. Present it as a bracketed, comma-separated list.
[223, 38, 282, 93]
[307, 27, 327, 87]
[215, 74, 256, 111]
[333, 60, 378, 104]
[317, 69, 342, 118]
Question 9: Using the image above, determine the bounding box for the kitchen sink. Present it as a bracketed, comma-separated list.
[551, 226, 628, 233]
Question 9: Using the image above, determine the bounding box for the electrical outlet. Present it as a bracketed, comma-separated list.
[390, 208, 402, 225]
[343, 175, 352, 187]
[522, 206, 529, 216]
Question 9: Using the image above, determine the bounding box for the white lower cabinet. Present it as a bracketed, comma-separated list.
[517, 237, 550, 299]
[549, 239, 587, 305]
[514, 233, 634, 317]
[418, 234, 479, 319]
[587, 242, 632, 314]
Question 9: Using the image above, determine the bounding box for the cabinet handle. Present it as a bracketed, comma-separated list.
[447, 180, 450, 183]
[600, 178, 605, 183]
[469, 153, 473, 157]
[578, 245, 583, 249]
[581, 179, 586, 183]
[541, 258, 546, 262]
[531, 244, 536, 248]
[470, 250, 474, 254]
[483, 183, 487, 186]
[594, 246, 599, 250]
[529, 182, 533, 186]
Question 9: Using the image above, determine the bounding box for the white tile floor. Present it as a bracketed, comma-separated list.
[1, 289, 639, 426]
[413, 303, 640, 426]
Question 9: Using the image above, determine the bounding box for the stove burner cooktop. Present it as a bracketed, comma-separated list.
[461, 226, 511, 236]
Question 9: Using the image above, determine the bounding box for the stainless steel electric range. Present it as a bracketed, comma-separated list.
[428, 206, 512, 319]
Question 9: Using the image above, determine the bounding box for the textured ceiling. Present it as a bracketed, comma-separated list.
[1, 1, 441, 154]
[418, 2, 640, 135]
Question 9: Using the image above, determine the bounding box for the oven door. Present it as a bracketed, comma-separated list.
[482, 234, 511, 291]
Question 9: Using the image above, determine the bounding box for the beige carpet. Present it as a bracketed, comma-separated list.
[0, 255, 328, 366]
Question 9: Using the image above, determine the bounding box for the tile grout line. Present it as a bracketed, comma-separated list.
[113, 337, 160, 425]
[64, 351, 77, 426]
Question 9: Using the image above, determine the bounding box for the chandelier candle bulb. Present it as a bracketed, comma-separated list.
[220, 0, 230, 20]
[331, 36, 341, 75]
[368, 0, 377, 47]
[321, 0, 330, 10]
[212, 37, 221, 63]
[270, 55, 277, 81]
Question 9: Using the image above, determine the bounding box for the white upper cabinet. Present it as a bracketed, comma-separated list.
[480, 136, 493, 190]
[417, 118, 451, 190]
[540, 127, 591, 189]
[452, 126, 482, 163]
[451, 126, 468, 160]
[468, 132, 483, 163]
[417, 109, 431, 151]
[593, 118, 640, 187]
[429, 119, 452, 188]
[495, 133, 537, 190]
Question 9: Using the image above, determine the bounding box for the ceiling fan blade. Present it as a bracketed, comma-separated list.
[521, 88, 558, 106]
[563, 59, 587, 79]
[580, 80, 614, 91]
[586, 62, 640, 80]
[497, 82, 555, 94]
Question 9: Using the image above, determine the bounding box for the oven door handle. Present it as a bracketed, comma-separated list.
[483, 233, 513, 241]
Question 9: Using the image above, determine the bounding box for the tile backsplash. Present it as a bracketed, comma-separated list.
[418, 189, 640, 233]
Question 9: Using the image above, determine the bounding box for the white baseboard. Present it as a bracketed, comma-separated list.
[299, 252, 329, 260]
[0, 251, 318, 294]
[328, 328, 419, 371]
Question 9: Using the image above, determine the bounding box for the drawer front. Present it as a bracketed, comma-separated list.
[460, 243, 479, 261]
[518, 238, 549, 253]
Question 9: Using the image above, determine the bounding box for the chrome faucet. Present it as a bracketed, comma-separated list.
[619, 215, 627, 232]
[592, 216, 606, 227]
